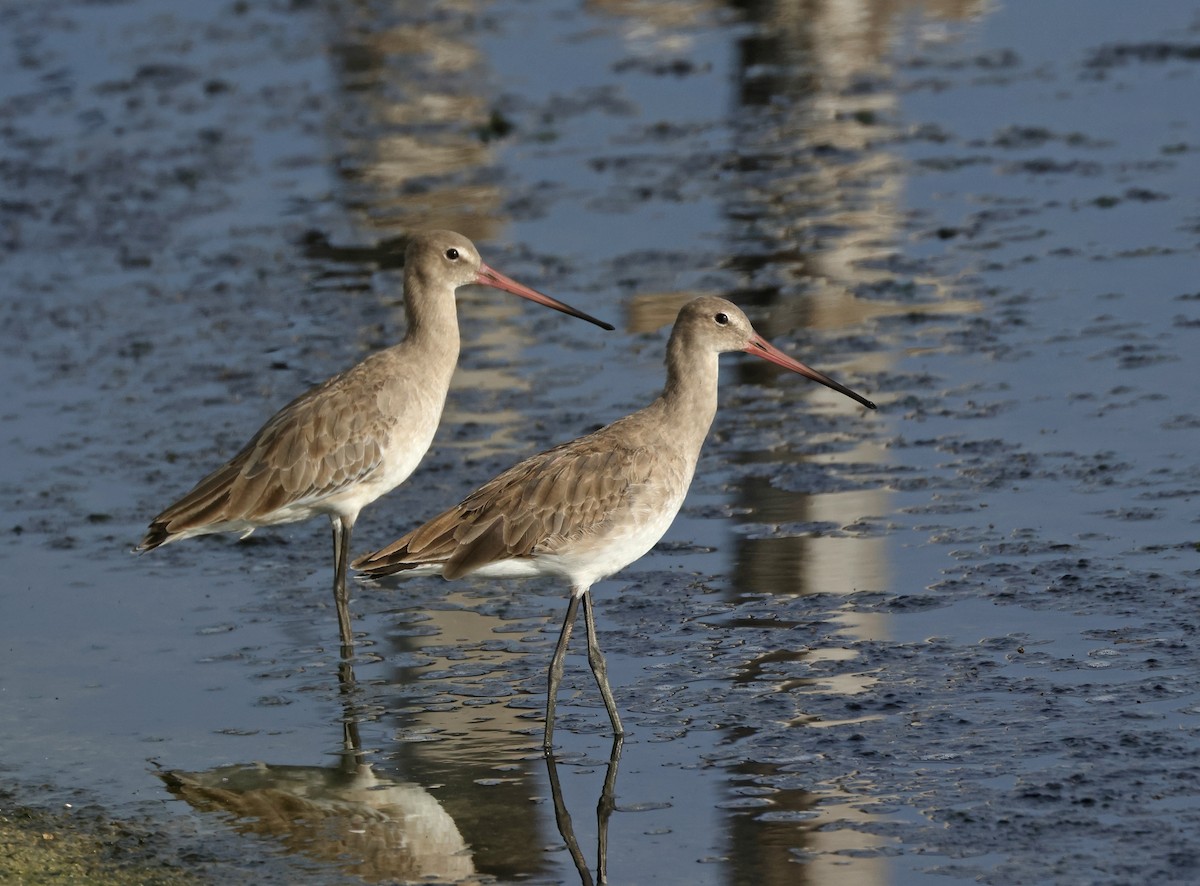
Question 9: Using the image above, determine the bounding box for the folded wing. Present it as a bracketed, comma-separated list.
[353, 435, 657, 580]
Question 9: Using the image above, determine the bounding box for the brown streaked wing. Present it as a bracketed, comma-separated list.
[354, 438, 658, 578]
[144, 377, 387, 542]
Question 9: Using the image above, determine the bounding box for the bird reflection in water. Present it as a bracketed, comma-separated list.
[160, 662, 630, 883]
[157, 660, 478, 884]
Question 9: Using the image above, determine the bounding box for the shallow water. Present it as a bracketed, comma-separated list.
[2, 0, 1199, 883]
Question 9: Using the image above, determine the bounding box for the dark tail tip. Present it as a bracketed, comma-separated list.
[135, 524, 169, 553]
[350, 554, 411, 579]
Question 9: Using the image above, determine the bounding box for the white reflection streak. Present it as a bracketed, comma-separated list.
[717, 0, 989, 883]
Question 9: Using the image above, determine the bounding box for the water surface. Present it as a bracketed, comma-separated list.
[2, 0, 1199, 883]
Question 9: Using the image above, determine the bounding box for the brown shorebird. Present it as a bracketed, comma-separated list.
[137, 230, 613, 649]
[352, 295, 875, 748]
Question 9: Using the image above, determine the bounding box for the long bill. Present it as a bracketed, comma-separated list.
[476, 264, 615, 331]
[745, 334, 876, 410]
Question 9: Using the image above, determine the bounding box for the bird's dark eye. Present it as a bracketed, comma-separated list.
[714, 312, 729, 325]
[445, 247, 460, 261]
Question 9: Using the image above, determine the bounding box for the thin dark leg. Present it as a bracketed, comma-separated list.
[583, 593, 623, 737]
[545, 593, 582, 752]
[331, 515, 355, 653]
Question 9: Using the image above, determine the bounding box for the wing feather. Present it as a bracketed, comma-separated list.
[139, 369, 388, 549]
[353, 430, 660, 578]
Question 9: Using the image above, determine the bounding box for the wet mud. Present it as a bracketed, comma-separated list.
[2, 0, 1200, 884]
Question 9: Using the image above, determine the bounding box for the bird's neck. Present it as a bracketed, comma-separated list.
[401, 276, 461, 363]
[654, 329, 720, 450]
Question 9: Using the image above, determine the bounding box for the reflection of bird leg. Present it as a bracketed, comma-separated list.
[545, 748, 594, 886]
[337, 657, 365, 774]
[596, 735, 623, 885]
[157, 649, 480, 883]
[544, 736, 624, 886]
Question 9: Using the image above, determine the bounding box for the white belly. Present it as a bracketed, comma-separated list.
[317, 384, 447, 521]
[465, 483, 688, 594]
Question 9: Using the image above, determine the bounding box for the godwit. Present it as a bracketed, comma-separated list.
[137, 230, 613, 649]
[352, 295, 875, 748]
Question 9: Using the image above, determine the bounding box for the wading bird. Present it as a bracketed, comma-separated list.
[353, 295, 874, 748]
[137, 230, 613, 649]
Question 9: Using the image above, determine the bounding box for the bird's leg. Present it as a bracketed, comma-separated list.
[331, 515, 356, 653]
[545, 593, 582, 752]
[583, 592, 623, 737]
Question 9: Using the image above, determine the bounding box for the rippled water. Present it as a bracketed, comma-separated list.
[2, 0, 1199, 883]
